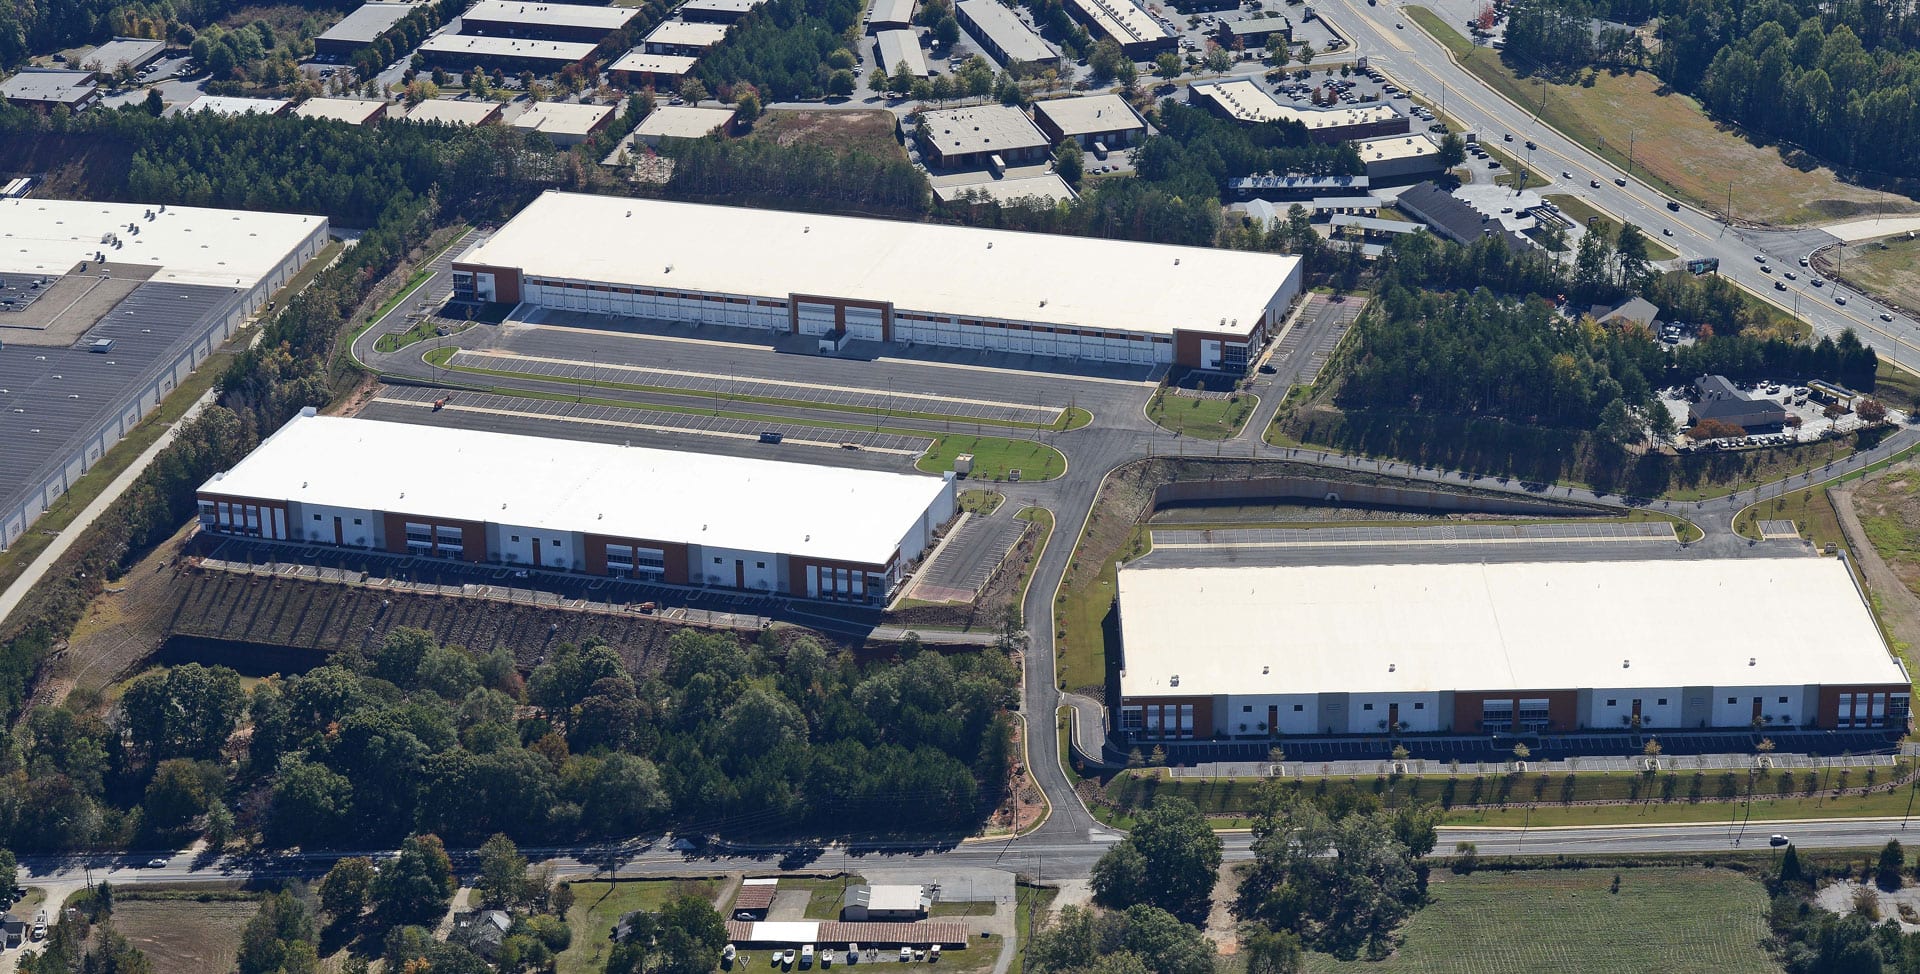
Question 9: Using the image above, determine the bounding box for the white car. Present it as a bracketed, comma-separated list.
[146, 857, 168, 868]
[1837, 295, 1848, 305]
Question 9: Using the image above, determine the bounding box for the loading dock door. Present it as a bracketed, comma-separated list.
[843, 305, 885, 342]
[796, 301, 836, 336]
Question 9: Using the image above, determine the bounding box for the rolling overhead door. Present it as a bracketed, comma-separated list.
[843, 305, 885, 341]
[796, 300, 836, 336]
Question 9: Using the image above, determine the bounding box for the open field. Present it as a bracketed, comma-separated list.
[1836, 235, 1920, 315]
[1851, 461, 1920, 605]
[1147, 390, 1256, 439]
[112, 898, 261, 974]
[920, 434, 1065, 482]
[561, 878, 720, 974]
[1544, 194, 1680, 261]
[1302, 868, 1774, 973]
[749, 109, 907, 162]
[1407, 6, 1904, 226]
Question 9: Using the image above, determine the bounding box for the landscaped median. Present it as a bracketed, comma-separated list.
[407, 365, 1067, 483]
[420, 345, 1093, 433]
[1146, 387, 1257, 439]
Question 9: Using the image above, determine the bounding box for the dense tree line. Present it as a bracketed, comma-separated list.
[0, 627, 1015, 851]
[1028, 904, 1222, 974]
[1766, 838, 1920, 973]
[1504, 0, 1920, 181]
[664, 133, 933, 215]
[694, 0, 863, 100]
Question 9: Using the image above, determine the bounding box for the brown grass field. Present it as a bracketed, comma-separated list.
[1835, 235, 1920, 314]
[111, 900, 260, 974]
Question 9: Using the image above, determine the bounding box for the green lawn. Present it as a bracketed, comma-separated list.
[959, 489, 1005, 515]
[920, 435, 1066, 482]
[559, 878, 719, 974]
[374, 316, 471, 353]
[1147, 390, 1256, 439]
[1055, 523, 1150, 695]
[1009, 884, 1060, 974]
[1405, 5, 1901, 226]
[1544, 194, 1680, 261]
[775, 876, 864, 919]
[1302, 868, 1774, 973]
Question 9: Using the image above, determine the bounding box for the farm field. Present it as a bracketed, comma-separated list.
[111, 898, 260, 974]
[1301, 867, 1776, 973]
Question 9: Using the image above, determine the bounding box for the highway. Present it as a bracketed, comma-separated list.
[1336, 0, 1920, 372]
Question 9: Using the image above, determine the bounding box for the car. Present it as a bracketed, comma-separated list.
[1812, 278, 1825, 287]
[1258, 362, 1277, 374]
[801, 945, 815, 969]
[1770, 834, 1790, 847]
[1667, 200, 1681, 211]
[146, 857, 167, 868]
[847, 944, 859, 965]
[1799, 256, 1810, 266]
[31, 922, 44, 940]
[1883, 312, 1897, 321]
[1503, 132, 1512, 141]
[1775, 281, 1787, 291]
[1487, 160, 1501, 168]
[1761, 264, 1772, 274]
[1525, 140, 1536, 149]
[724, 945, 738, 967]
[1785, 271, 1797, 280]
[1755, 254, 1768, 263]
[1562, 170, 1572, 178]
[758, 431, 783, 444]
[1613, 177, 1626, 186]
[1590, 179, 1601, 188]
[1662, 227, 1673, 236]
[1395, 20, 1402, 27]
[1837, 295, 1848, 305]
[929, 946, 941, 963]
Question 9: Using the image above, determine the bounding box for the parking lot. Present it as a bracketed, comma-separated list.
[1657, 381, 1907, 449]
[446, 348, 1062, 426]
[903, 510, 1029, 603]
[1151, 520, 1678, 548]
[1267, 292, 1365, 384]
[364, 384, 932, 464]
[1149, 727, 1903, 765]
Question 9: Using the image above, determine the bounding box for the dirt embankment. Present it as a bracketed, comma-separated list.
[1833, 460, 1920, 655]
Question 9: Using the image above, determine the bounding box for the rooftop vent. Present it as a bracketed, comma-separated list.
[1169, 675, 1180, 687]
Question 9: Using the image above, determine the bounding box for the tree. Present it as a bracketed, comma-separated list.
[679, 77, 709, 105]
[1437, 132, 1466, 169]
[1857, 397, 1888, 424]
[1779, 842, 1803, 882]
[1649, 400, 1678, 440]
[270, 757, 353, 846]
[1054, 140, 1084, 187]
[476, 833, 529, 908]
[320, 857, 376, 923]
[1297, 41, 1315, 65]
[1155, 52, 1182, 81]
[1088, 39, 1126, 82]
[374, 834, 457, 927]
[237, 891, 317, 974]
[144, 87, 164, 115]
[1240, 925, 1303, 974]
[1878, 839, 1905, 891]
[935, 15, 960, 48]
[1265, 35, 1290, 69]
[1615, 222, 1652, 283]
[142, 759, 216, 833]
[1090, 797, 1222, 920]
[1596, 397, 1637, 445]
[735, 89, 762, 127]
[1512, 742, 1531, 761]
[1204, 47, 1232, 73]
[828, 69, 856, 97]
[1451, 841, 1479, 874]
[891, 60, 916, 95]
[121, 663, 245, 761]
[654, 896, 727, 974]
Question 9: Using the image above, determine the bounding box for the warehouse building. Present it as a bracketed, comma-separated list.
[1394, 181, 1533, 251]
[1032, 93, 1146, 149]
[631, 104, 735, 144]
[641, 19, 731, 55]
[1352, 132, 1443, 180]
[314, 1, 423, 59]
[679, 0, 766, 21]
[453, 192, 1300, 369]
[1114, 559, 1912, 740]
[1186, 79, 1407, 143]
[841, 886, 931, 922]
[197, 413, 957, 604]
[294, 96, 390, 125]
[1, 198, 328, 552]
[415, 34, 598, 72]
[875, 29, 928, 77]
[402, 97, 505, 126]
[1, 69, 100, 113]
[1064, 0, 1174, 55]
[510, 100, 615, 145]
[1227, 173, 1369, 201]
[184, 94, 293, 116]
[868, 0, 917, 31]
[78, 37, 165, 75]
[608, 48, 698, 87]
[915, 104, 1051, 168]
[458, 0, 640, 42]
[955, 0, 1060, 70]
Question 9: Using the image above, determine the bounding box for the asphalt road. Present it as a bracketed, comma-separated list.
[1340, 0, 1920, 372]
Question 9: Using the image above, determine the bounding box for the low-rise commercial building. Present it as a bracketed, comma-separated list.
[1689, 374, 1789, 433]
[641, 19, 731, 55]
[1031, 93, 1146, 149]
[1064, 0, 1174, 55]
[453, 192, 1300, 369]
[678, 0, 767, 21]
[293, 96, 390, 125]
[416, 34, 597, 72]
[1218, 15, 1291, 45]
[78, 38, 165, 75]
[1115, 559, 1912, 740]
[315, 1, 423, 59]
[459, 0, 640, 42]
[1, 69, 100, 112]
[1227, 173, 1369, 201]
[915, 104, 1051, 168]
[868, 0, 918, 31]
[1187, 79, 1407, 143]
[402, 97, 506, 126]
[1394, 181, 1533, 251]
[841, 886, 931, 922]
[608, 49, 699, 87]
[184, 95, 293, 116]
[631, 104, 735, 145]
[198, 413, 957, 604]
[1351, 132, 1443, 179]
[875, 29, 928, 77]
[955, 0, 1060, 70]
[933, 171, 1078, 205]
[510, 100, 615, 145]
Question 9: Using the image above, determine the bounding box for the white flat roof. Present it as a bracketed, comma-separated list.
[463, 0, 638, 29]
[1032, 93, 1144, 137]
[1117, 560, 1910, 698]
[1355, 132, 1436, 162]
[870, 0, 916, 24]
[634, 104, 735, 139]
[204, 415, 952, 566]
[875, 29, 928, 76]
[417, 34, 597, 61]
[319, 2, 422, 44]
[402, 98, 504, 125]
[511, 100, 614, 135]
[1066, 0, 1169, 45]
[79, 38, 164, 72]
[609, 49, 700, 75]
[932, 171, 1077, 204]
[294, 97, 388, 124]
[0, 197, 324, 286]
[955, 0, 1058, 63]
[458, 191, 1297, 338]
[644, 19, 731, 47]
[744, 922, 820, 943]
[919, 105, 1049, 157]
[185, 95, 290, 116]
[1191, 79, 1399, 130]
[0, 69, 96, 104]
[860, 886, 928, 911]
[681, 0, 766, 14]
